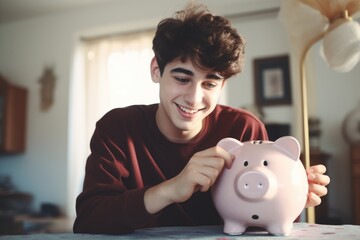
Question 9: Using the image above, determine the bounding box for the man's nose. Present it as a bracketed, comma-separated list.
[184, 84, 203, 106]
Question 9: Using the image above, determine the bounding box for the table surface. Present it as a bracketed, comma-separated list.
[0, 223, 359, 239]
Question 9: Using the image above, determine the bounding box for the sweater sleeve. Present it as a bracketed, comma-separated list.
[73, 118, 157, 234]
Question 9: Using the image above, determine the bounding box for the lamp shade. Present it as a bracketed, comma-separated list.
[321, 20, 360, 72]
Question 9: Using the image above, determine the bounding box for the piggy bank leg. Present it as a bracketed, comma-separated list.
[267, 222, 293, 236]
[223, 220, 246, 235]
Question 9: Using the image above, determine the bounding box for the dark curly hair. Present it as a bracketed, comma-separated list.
[152, 2, 245, 79]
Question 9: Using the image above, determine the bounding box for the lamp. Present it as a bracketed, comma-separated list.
[279, 0, 360, 223]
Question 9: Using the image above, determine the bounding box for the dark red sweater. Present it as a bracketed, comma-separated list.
[73, 104, 268, 234]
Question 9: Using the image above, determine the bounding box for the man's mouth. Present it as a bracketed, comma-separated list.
[176, 104, 201, 114]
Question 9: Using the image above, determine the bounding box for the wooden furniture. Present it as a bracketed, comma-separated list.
[0, 75, 28, 153]
[0, 191, 33, 235]
[351, 144, 360, 225]
[0, 190, 72, 235]
[0, 214, 72, 235]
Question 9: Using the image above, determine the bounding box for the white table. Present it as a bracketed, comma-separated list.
[0, 223, 359, 239]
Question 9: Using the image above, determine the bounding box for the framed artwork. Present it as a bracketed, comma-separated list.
[253, 55, 292, 106]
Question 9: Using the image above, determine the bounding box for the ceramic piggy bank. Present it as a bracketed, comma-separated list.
[211, 136, 308, 236]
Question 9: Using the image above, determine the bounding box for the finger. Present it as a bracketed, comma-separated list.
[192, 173, 212, 192]
[308, 172, 330, 186]
[306, 192, 322, 208]
[226, 154, 235, 169]
[186, 163, 220, 191]
[184, 163, 216, 192]
[214, 146, 235, 169]
[202, 157, 227, 170]
[194, 147, 234, 169]
[198, 165, 222, 186]
[306, 164, 326, 174]
[308, 183, 328, 198]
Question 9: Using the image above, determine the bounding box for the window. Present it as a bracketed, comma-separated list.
[67, 30, 156, 217]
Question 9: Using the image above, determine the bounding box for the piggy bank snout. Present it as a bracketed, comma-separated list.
[235, 171, 276, 201]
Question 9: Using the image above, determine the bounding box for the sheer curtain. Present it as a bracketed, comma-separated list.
[68, 31, 156, 218]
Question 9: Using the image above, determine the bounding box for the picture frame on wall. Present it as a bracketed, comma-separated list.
[253, 55, 292, 106]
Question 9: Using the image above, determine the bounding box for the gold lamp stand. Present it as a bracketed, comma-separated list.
[299, 10, 352, 224]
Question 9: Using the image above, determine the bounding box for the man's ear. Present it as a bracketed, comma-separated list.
[150, 57, 161, 83]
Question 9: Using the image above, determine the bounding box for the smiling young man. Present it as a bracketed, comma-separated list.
[153, 58, 225, 143]
[73, 2, 330, 235]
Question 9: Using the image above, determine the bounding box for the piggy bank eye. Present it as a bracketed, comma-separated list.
[263, 160, 268, 166]
[243, 161, 248, 167]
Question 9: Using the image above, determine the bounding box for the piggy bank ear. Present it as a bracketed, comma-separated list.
[217, 138, 243, 153]
[273, 136, 301, 160]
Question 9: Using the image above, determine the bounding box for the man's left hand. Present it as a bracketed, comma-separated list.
[305, 164, 330, 208]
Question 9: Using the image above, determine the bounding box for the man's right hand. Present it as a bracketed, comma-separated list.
[144, 146, 234, 214]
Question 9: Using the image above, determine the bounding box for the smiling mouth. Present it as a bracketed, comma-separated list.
[176, 104, 202, 114]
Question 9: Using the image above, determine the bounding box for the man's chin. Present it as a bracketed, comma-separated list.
[175, 122, 201, 133]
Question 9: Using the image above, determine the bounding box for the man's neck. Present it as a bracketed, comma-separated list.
[155, 107, 203, 144]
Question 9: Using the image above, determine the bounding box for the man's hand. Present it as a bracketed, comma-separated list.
[305, 164, 330, 208]
[144, 146, 234, 214]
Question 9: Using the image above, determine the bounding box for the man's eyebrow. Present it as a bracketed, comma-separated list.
[170, 67, 224, 80]
[170, 67, 194, 76]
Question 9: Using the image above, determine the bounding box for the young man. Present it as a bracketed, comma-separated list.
[73, 3, 330, 234]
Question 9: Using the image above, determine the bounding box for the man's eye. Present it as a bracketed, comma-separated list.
[175, 77, 189, 83]
[203, 82, 217, 89]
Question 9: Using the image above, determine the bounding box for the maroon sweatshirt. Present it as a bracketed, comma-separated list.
[73, 104, 268, 234]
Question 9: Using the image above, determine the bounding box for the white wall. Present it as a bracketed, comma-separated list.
[0, 0, 359, 224]
[227, 13, 293, 124]
[314, 46, 360, 221]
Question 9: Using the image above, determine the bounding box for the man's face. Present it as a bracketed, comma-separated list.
[151, 57, 225, 142]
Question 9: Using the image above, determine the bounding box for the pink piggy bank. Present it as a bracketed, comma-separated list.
[211, 136, 308, 236]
